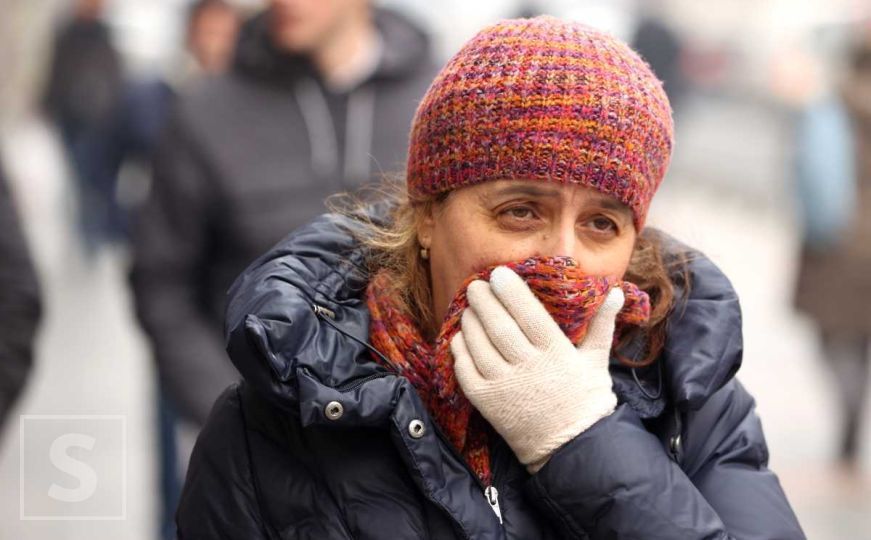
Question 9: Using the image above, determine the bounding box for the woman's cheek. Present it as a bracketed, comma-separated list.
[466, 240, 520, 273]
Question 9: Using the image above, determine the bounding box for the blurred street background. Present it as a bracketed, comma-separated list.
[1, 0, 870, 538]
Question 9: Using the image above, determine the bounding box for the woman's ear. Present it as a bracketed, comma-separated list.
[417, 205, 435, 249]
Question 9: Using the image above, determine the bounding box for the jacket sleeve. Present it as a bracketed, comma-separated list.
[525, 381, 805, 539]
[681, 379, 805, 539]
[0, 164, 41, 428]
[129, 112, 237, 425]
[176, 385, 271, 540]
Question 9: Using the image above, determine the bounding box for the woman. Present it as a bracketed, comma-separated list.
[177, 17, 804, 539]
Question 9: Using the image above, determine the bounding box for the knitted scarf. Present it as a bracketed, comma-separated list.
[366, 256, 650, 486]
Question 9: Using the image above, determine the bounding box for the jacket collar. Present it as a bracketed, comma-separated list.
[612, 232, 743, 417]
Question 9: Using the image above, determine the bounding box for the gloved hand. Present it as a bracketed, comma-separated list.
[450, 266, 623, 472]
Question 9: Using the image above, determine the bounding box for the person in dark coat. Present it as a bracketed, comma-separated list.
[0, 159, 42, 432]
[177, 17, 804, 539]
[130, 0, 438, 428]
[43, 0, 126, 250]
[125, 5, 243, 540]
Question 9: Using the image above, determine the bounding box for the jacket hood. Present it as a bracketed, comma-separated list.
[233, 7, 432, 86]
[225, 212, 743, 426]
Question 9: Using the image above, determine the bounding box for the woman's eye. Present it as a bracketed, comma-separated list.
[505, 206, 535, 220]
[508, 206, 534, 219]
[589, 216, 617, 232]
[495, 205, 540, 231]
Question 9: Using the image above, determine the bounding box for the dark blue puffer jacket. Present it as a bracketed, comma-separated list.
[176, 213, 806, 539]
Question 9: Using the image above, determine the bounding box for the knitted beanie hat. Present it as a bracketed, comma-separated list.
[406, 16, 674, 229]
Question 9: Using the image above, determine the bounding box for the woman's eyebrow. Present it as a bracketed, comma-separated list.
[586, 195, 631, 213]
[482, 184, 632, 216]
[486, 185, 563, 199]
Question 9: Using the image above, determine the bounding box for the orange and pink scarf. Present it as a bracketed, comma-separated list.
[366, 256, 650, 485]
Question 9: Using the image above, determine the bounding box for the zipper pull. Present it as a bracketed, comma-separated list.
[484, 485, 502, 524]
[312, 304, 336, 320]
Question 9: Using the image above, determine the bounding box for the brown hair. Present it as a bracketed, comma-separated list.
[331, 179, 689, 367]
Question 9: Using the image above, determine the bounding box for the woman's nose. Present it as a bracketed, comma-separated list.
[543, 219, 577, 259]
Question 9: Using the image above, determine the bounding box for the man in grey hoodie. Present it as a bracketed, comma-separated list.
[131, 0, 437, 427]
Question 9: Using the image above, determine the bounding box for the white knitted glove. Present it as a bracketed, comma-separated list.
[450, 266, 623, 472]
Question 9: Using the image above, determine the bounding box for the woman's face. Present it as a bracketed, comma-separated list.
[418, 180, 638, 328]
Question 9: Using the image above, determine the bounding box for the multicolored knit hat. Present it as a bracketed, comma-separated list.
[406, 16, 674, 229]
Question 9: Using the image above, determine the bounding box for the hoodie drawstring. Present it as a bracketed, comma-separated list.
[294, 77, 375, 187]
[294, 77, 339, 182]
[344, 85, 375, 181]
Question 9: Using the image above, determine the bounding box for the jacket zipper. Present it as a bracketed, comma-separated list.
[313, 303, 400, 373]
[486, 435, 510, 525]
[311, 304, 394, 393]
[485, 485, 502, 524]
[334, 371, 389, 393]
[312, 303, 337, 320]
[430, 420, 504, 526]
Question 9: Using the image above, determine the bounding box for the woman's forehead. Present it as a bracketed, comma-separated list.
[463, 179, 631, 212]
